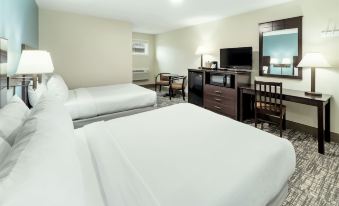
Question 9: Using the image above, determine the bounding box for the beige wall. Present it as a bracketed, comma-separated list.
[155, 0, 339, 134]
[39, 9, 132, 89]
[132, 32, 156, 85]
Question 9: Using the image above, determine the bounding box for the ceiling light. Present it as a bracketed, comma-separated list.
[170, 0, 183, 5]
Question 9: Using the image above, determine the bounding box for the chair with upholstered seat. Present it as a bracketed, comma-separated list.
[254, 81, 286, 137]
[169, 76, 187, 101]
[155, 73, 170, 92]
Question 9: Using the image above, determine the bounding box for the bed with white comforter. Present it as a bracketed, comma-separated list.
[75, 103, 296, 206]
[65, 83, 157, 120]
[0, 94, 295, 206]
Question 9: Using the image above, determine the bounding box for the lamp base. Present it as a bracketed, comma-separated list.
[305, 91, 322, 97]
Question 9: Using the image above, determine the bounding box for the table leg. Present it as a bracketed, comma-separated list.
[239, 89, 243, 122]
[325, 100, 331, 142]
[317, 105, 325, 154]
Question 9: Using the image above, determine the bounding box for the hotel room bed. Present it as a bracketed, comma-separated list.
[64, 83, 157, 128]
[75, 103, 296, 206]
[28, 74, 157, 128]
[0, 94, 295, 206]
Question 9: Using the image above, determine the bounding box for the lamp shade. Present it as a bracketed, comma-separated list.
[195, 46, 207, 55]
[270, 58, 279, 64]
[297, 53, 331, 68]
[16, 50, 54, 75]
[282, 58, 292, 65]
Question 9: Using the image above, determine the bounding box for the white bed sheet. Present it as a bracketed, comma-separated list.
[65, 84, 156, 120]
[76, 103, 296, 206]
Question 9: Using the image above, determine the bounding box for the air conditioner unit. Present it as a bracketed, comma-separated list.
[133, 69, 149, 81]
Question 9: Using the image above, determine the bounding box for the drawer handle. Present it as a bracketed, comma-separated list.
[215, 91, 222, 94]
[215, 98, 221, 102]
[214, 106, 222, 110]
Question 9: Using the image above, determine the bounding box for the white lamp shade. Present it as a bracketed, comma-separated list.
[297, 53, 331, 68]
[270, 58, 279, 64]
[16, 50, 54, 75]
[282, 58, 292, 64]
[195, 46, 207, 55]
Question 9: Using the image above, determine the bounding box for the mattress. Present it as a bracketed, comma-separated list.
[75, 103, 296, 206]
[64, 83, 156, 120]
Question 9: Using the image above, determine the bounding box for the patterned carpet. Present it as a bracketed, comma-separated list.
[155, 91, 339, 206]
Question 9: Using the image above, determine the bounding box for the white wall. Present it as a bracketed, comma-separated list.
[155, 0, 339, 134]
[132, 32, 156, 85]
[39, 9, 132, 89]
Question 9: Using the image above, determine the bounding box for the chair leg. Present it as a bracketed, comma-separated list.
[182, 88, 185, 101]
[169, 88, 172, 100]
[283, 113, 287, 130]
[154, 84, 157, 92]
[254, 112, 257, 128]
[159, 85, 162, 92]
[280, 115, 283, 137]
[261, 122, 264, 130]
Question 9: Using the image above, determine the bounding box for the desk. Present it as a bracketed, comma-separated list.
[239, 85, 332, 154]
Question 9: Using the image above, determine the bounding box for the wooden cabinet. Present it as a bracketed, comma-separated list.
[188, 69, 251, 120]
[204, 84, 236, 118]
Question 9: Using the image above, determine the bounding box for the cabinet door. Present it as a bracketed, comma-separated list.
[188, 71, 204, 107]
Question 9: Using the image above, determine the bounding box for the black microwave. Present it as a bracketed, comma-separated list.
[209, 74, 233, 88]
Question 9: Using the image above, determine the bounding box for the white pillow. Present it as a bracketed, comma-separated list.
[47, 74, 69, 103]
[0, 94, 85, 206]
[28, 82, 48, 107]
[0, 96, 30, 141]
[0, 138, 10, 165]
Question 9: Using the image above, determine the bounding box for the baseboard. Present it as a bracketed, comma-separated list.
[286, 120, 339, 143]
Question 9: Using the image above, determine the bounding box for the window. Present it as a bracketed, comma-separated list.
[132, 40, 149, 56]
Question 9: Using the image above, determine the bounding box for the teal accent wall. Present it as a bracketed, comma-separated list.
[263, 33, 298, 75]
[0, 0, 39, 75]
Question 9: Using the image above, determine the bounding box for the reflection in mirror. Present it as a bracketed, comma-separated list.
[262, 28, 298, 76]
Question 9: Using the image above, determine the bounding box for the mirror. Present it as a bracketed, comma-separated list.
[0, 38, 8, 107]
[259, 17, 303, 79]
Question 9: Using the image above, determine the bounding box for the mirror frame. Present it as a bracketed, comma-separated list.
[259, 16, 303, 79]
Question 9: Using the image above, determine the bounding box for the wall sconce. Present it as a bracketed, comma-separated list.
[14, 50, 54, 89]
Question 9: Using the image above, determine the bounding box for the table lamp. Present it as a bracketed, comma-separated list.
[297, 52, 331, 97]
[196, 46, 206, 69]
[16, 50, 54, 89]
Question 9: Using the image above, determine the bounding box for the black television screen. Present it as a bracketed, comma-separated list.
[220, 47, 252, 69]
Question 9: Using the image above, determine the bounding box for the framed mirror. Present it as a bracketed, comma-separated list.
[0, 38, 8, 107]
[259, 16, 303, 79]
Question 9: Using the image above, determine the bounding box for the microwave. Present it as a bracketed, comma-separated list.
[209, 74, 233, 88]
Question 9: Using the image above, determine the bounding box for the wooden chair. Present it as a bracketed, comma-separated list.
[169, 76, 187, 101]
[155, 73, 170, 92]
[254, 81, 286, 137]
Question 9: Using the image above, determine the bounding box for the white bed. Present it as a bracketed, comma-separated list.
[75, 103, 296, 206]
[29, 74, 157, 127]
[0, 94, 295, 206]
[64, 83, 157, 121]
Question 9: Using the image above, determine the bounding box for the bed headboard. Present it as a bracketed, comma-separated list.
[0, 38, 8, 108]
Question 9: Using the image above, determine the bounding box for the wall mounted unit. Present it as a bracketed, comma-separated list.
[133, 69, 149, 81]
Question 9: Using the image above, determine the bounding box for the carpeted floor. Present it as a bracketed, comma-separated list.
[155, 90, 339, 206]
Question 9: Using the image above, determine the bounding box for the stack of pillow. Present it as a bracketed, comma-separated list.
[28, 74, 69, 107]
[0, 94, 86, 206]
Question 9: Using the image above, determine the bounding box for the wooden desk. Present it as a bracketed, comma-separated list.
[239, 85, 332, 154]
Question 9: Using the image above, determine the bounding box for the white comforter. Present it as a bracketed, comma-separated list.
[64, 84, 156, 120]
[75, 103, 296, 206]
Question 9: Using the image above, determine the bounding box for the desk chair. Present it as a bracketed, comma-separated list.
[254, 81, 286, 137]
[155, 73, 170, 92]
[169, 76, 187, 101]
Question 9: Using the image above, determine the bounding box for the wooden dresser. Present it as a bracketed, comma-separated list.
[188, 68, 251, 120]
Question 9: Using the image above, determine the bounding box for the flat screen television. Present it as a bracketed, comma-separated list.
[220, 47, 252, 69]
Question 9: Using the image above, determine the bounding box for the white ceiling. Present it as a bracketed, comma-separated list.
[35, 0, 292, 34]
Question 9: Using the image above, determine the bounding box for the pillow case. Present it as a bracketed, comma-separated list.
[0, 96, 30, 141]
[28, 82, 48, 107]
[47, 74, 69, 103]
[0, 94, 85, 206]
[0, 138, 10, 165]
